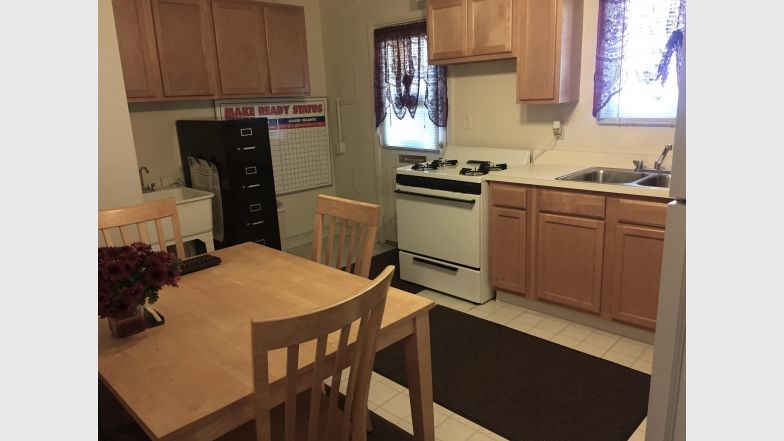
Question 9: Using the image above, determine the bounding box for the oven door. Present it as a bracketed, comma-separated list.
[395, 185, 481, 268]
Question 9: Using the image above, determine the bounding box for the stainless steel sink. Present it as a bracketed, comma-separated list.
[635, 173, 671, 188]
[556, 167, 670, 188]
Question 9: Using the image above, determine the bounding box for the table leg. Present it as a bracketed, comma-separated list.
[404, 312, 435, 441]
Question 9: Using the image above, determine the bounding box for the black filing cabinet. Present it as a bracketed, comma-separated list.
[175, 118, 281, 250]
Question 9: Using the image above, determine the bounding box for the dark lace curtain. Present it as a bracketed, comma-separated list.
[374, 21, 447, 128]
[592, 0, 686, 117]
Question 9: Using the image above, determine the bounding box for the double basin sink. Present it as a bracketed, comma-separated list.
[555, 167, 670, 188]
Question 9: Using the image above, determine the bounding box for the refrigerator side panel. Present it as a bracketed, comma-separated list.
[670, 37, 686, 201]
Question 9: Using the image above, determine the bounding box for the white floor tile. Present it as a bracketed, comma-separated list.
[631, 358, 653, 374]
[557, 323, 593, 341]
[550, 333, 582, 349]
[491, 305, 525, 320]
[610, 338, 648, 358]
[436, 417, 478, 441]
[368, 381, 400, 406]
[576, 341, 610, 358]
[511, 311, 545, 327]
[536, 317, 568, 333]
[471, 301, 504, 315]
[526, 326, 558, 340]
[485, 313, 515, 325]
[602, 350, 638, 367]
[506, 317, 534, 333]
[380, 393, 413, 419]
[638, 346, 655, 363]
[583, 331, 621, 349]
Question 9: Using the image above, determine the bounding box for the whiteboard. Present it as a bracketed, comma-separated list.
[214, 97, 333, 195]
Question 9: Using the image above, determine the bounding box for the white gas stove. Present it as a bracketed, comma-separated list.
[395, 146, 531, 304]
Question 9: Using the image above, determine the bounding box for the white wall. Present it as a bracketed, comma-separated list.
[99, 0, 143, 210]
[127, 0, 333, 247]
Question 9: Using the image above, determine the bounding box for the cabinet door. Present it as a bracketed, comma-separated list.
[467, 0, 512, 56]
[536, 213, 604, 312]
[490, 207, 526, 295]
[517, 0, 557, 101]
[212, 1, 270, 96]
[264, 5, 310, 95]
[427, 0, 466, 60]
[610, 225, 665, 330]
[151, 0, 218, 97]
[111, 0, 163, 99]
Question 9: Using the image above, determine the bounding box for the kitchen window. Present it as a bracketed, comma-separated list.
[374, 21, 447, 152]
[593, 0, 685, 125]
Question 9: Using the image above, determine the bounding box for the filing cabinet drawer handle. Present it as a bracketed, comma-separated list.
[247, 220, 265, 226]
[240, 128, 253, 136]
[254, 238, 266, 245]
[245, 166, 257, 175]
[237, 146, 257, 151]
[243, 184, 261, 189]
[249, 204, 262, 212]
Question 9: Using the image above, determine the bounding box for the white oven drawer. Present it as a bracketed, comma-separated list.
[399, 251, 493, 304]
[395, 187, 481, 268]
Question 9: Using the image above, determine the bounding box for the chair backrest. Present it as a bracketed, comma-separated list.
[98, 198, 186, 259]
[250, 266, 394, 441]
[311, 195, 380, 279]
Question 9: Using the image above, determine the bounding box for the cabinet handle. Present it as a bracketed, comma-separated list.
[394, 189, 475, 205]
[246, 220, 265, 226]
[412, 257, 458, 272]
[240, 128, 253, 136]
[237, 146, 256, 151]
[243, 184, 261, 189]
[245, 166, 257, 175]
[249, 204, 262, 212]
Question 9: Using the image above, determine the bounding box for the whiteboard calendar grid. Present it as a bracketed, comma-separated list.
[214, 97, 333, 195]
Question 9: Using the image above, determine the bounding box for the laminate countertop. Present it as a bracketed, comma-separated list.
[485, 164, 672, 199]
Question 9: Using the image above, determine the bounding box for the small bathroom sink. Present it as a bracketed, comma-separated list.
[142, 187, 215, 250]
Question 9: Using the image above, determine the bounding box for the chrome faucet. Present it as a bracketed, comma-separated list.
[139, 166, 155, 193]
[654, 144, 673, 171]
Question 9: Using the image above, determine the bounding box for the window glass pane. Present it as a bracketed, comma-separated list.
[598, 0, 681, 123]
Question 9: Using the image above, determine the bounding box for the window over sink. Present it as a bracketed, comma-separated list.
[593, 0, 685, 125]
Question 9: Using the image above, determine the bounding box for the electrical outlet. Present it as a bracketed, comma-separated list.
[463, 114, 472, 130]
[552, 120, 562, 139]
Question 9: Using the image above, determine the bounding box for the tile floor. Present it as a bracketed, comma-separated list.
[291, 244, 651, 440]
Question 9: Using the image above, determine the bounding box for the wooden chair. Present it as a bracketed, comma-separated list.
[311, 195, 381, 279]
[230, 265, 394, 441]
[98, 198, 186, 258]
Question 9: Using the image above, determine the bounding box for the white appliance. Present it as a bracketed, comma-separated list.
[646, 45, 686, 441]
[395, 146, 531, 304]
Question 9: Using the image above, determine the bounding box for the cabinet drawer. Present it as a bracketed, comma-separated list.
[538, 189, 605, 219]
[491, 183, 527, 209]
[617, 198, 668, 228]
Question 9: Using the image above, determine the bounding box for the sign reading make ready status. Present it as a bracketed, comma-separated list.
[214, 98, 333, 195]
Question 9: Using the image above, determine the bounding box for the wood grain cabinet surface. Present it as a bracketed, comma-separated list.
[263, 4, 310, 95]
[212, 0, 271, 96]
[488, 185, 668, 330]
[602, 197, 668, 330]
[427, 0, 514, 64]
[516, 0, 583, 103]
[112, 0, 163, 99]
[151, 0, 219, 98]
[112, 0, 310, 102]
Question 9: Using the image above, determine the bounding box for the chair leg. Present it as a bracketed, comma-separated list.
[366, 409, 373, 432]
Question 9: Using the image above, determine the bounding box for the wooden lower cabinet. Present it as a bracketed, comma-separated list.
[602, 196, 668, 330]
[490, 207, 526, 294]
[535, 213, 604, 313]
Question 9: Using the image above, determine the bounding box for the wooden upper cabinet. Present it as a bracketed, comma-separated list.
[428, 0, 466, 61]
[517, 0, 583, 103]
[536, 213, 604, 313]
[212, 0, 270, 96]
[263, 4, 310, 95]
[111, 0, 163, 99]
[467, 0, 513, 56]
[150, 0, 218, 98]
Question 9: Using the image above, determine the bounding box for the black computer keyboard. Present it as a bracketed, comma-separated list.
[180, 254, 222, 275]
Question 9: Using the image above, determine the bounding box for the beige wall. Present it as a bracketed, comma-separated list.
[98, 0, 143, 210]
[127, 0, 332, 247]
[320, 0, 676, 243]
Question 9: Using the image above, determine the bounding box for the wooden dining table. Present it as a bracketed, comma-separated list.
[98, 242, 436, 441]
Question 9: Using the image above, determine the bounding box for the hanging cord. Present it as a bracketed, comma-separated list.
[531, 138, 559, 163]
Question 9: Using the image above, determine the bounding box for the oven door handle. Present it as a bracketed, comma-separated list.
[412, 257, 459, 272]
[394, 189, 476, 205]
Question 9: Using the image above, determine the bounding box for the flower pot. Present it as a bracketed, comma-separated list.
[108, 306, 146, 338]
